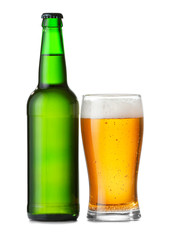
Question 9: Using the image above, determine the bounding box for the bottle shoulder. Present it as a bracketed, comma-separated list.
[28, 87, 77, 101]
[27, 87, 78, 116]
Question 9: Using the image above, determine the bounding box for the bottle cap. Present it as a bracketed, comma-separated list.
[41, 13, 63, 19]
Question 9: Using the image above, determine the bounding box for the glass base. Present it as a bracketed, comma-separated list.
[87, 209, 141, 222]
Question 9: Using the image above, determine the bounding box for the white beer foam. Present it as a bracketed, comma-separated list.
[81, 95, 143, 119]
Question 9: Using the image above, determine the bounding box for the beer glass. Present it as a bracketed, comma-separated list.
[81, 94, 143, 221]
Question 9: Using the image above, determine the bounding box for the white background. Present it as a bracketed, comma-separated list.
[0, 0, 170, 239]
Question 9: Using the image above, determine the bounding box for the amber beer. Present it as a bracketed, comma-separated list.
[81, 94, 143, 221]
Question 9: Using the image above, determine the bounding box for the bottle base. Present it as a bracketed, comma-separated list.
[87, 209, 141, 222]
[28, 213, 78, 222]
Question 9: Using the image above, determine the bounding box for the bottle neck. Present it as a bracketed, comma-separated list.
[38, 18, 67, 89]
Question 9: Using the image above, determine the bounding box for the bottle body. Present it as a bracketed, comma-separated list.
[27, 87, 79, 220]
[27, 13, 79, 221]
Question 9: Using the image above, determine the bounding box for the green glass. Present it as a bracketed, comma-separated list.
[27, 13, 79, 221]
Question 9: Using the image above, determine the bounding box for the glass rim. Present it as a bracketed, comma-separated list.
[82, 93, 141, 99]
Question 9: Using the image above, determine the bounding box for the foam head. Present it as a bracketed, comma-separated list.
[81, 94, 143, 119]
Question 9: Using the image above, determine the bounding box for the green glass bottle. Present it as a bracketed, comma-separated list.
[27, 13, 79, 221]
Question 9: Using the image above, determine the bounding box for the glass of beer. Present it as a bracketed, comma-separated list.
[81, 94, 143, 221]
